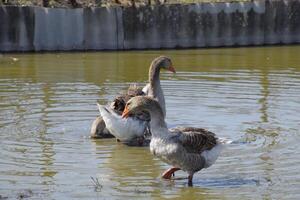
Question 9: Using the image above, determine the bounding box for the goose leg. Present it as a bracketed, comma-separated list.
[188, 174, 193, 187]
[162, 167, 180, 179]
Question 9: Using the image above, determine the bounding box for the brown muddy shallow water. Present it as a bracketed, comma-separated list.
[0, 46, 300, 199]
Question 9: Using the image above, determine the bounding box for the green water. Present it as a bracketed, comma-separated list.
[0, 46, 300, 199]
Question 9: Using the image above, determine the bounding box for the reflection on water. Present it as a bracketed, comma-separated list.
[0, 46, 300, 199]
[259, 68, 270, 123]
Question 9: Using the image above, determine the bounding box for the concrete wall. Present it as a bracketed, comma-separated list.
[0, 0, 300, 52]
[0, 6, 123, 51]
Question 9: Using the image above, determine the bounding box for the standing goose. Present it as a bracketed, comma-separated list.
[91, 56, 175, 143]
[122, 96, 226, 186]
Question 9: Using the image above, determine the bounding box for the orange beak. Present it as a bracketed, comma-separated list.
[121, 106, 130, 118]
[168, 66, 176, 73]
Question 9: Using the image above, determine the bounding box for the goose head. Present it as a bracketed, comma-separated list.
[151, 56, 176, 74]
[121, 96, 163, 119]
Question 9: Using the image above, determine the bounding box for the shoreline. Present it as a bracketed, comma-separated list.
[2, 43, 300, 55]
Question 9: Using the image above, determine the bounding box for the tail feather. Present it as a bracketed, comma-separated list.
[97, 103, 109, 115]
[201, 138, 232, 168]
[218, 137, 233, 144]
[218, 138, 233, 144]
[96, 103, 147, 140]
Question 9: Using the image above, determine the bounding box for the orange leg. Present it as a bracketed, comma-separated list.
[161, 167, 181, 179]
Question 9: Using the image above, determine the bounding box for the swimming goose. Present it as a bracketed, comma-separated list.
[91, 56, 175, 142]
[97, 104, 149, 146]
[90, 85, 145, 139]
[122, 96, 226, 186]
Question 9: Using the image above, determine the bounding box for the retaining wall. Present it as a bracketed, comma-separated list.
[0, 0, 299, 52]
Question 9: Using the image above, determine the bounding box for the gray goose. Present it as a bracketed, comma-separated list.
[122, 96, 226, 186]
[91, 56, 175, 145]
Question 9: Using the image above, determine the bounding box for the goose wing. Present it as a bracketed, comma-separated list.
[111, 95, 127, 115]
[170, 127, 218, 154]
[127, 84, 145, 96]
[111, 85, 145, 115]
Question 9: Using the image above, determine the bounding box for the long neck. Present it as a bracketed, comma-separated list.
[148, 63, 166, 117]
[146, 104, 168, 137]
[149, 63, 161, 85]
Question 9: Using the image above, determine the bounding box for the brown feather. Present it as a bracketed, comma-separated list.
[127, 84, 144, 96]
[111, 85, 146, 116]
[170, 127, 218, 154]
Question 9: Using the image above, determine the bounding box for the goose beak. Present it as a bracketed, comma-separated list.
[168, 66, 176, 73]
[122, 106, 130, 118]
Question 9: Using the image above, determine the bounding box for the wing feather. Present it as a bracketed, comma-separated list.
[111, 85, 145, 114]
[170, 127, 218, 153]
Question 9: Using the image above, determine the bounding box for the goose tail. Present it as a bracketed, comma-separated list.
[97, 103, 111, 116]
[218, 137, 233, 144]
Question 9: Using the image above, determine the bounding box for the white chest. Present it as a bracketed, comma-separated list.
[150, 137, 178, 157]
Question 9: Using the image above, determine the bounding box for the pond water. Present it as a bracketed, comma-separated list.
[0, 46, 299, 199]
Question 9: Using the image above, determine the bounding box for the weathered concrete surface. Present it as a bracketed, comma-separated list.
[123, 3, 261, 48]
[0, 0, 300, 52]
[0, 6, 122, 51]
[0, 6, 35, 51]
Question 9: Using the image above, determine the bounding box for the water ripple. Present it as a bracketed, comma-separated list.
[1, 48, 300, 199]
